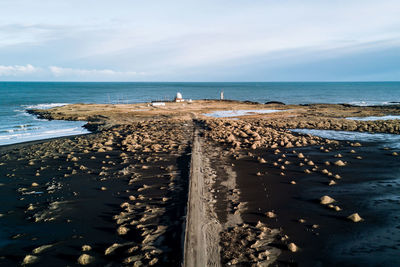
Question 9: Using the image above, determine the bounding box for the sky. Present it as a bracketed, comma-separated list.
[0, 0, 399, 81]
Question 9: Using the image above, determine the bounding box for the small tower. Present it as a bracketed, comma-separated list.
[220, 91, 224, 100]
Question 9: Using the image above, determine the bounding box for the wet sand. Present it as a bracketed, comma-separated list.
[1, 100, 400, 266]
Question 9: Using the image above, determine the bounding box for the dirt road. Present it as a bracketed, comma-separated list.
[183, 130, 222, 267]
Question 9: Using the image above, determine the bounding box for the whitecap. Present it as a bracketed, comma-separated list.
[347, 101, 397, 107]
[23, 103, 69, 110]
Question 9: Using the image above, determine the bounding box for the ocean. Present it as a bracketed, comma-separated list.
[1, 82, 400, 146]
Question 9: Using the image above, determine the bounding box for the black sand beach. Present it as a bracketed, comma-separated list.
[232, 141, 400, 266]
[0, 121, 193, 266]
[1, 101, 400, 266]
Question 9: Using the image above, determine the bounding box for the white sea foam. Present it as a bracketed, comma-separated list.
[203, 109, 287, 118]
[348, 101, 400, 107]
[346, 115, 400, 121]
[291, 129, 400, 149]
[0, 123, 89, 146]
[8, 125, 35, 132]
[0, 102, 89, 146]
[42, 127, 84, 135]
[23, 103, 69, 110]
[348, 101, 368, 106]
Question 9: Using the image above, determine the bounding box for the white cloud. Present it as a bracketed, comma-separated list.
[1, 1, 400, 80]
[0, 64, 145, 80]
[0, 64, 40, 76]
[49, 66, 145, 78]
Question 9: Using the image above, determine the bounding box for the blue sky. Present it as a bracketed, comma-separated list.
[0, 0, 399, 81]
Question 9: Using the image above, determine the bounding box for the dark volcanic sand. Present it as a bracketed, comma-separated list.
[0, 124, 192, 266]
[233, 141, 400, 266]
[1, 111, 400, 266]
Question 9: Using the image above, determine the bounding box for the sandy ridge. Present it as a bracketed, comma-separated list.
[184, 129, 222, 267]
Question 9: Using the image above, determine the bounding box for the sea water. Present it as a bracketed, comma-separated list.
[1, 82, 400, 146]
[346, 115, 400, 121]
[291, 129, 400, 149]
[203, 109, 287, 118]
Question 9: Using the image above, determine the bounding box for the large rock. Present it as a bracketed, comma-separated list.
[320, 195, 335, 205]
[334, 160, 346, 166]
[77, 254, 94, 265]
[22, 255, 39, 265]
[32, 244, 54, 254]
[347, 213, 363, 222]
[258, 158, 267, 163]
[287, 243, 298, 252]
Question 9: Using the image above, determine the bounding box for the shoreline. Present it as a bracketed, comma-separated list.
[1, 100, 399, 266]
[0, 133, 92, 152]
[0, 100, 90, 148]
[1, 99, 395, 149]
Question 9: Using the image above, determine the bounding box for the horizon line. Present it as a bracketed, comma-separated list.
[1, 80, 400, 83]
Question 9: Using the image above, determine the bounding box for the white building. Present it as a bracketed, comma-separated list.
[175, 92, 184, 102]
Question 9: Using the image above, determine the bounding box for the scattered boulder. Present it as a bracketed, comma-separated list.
[117, 225, 129, 235]
[334, 174, 341, 179]
[105, 244, 119, 255]
[123, 255, 143, 264]
[82, 245, 92, 252]
[287, 243, 298, 252]
[77, 254, 94, 265]
[149, 258, 159, 265]
[328, 180, 336, 186]
[320, 195, 335, 205]
[22, 255, 39, 265]
[266, 211, 277, 218]
[32, 244, 53, 254]
[258, 158, 267, 164]
[347, 213, 363, 222]
[265, 101, 285, 105]
[334, 160, 346, 166]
